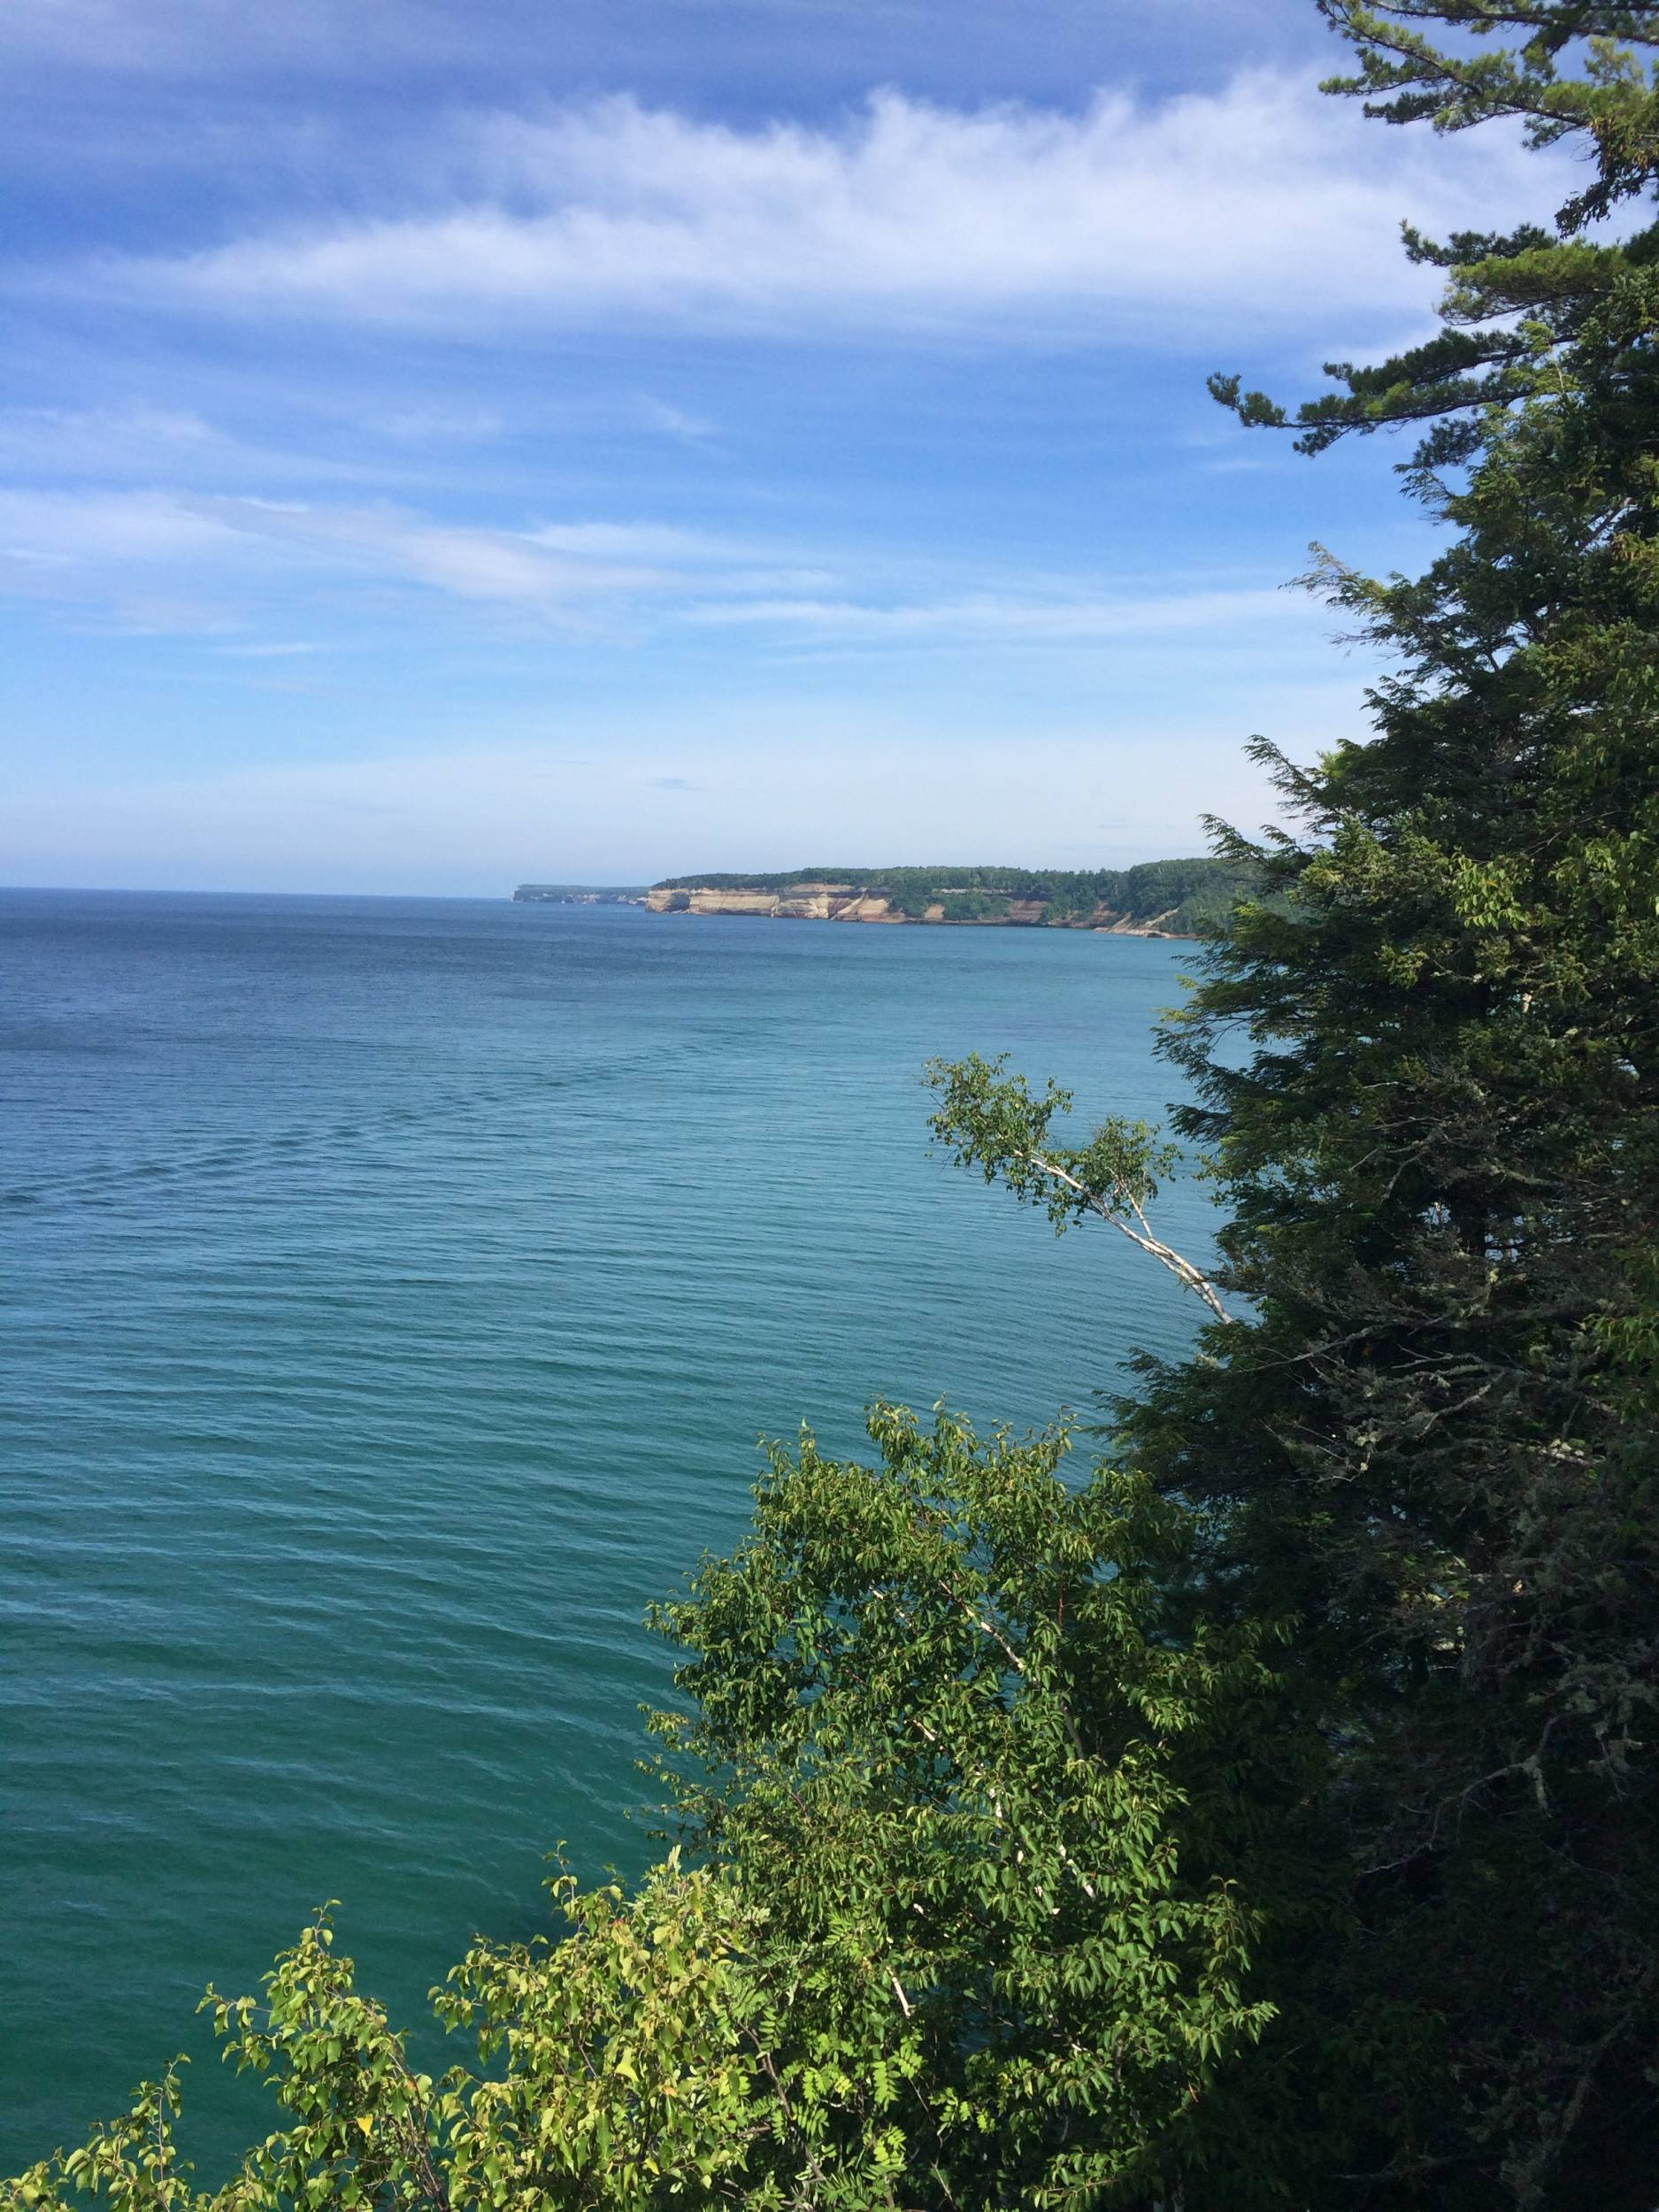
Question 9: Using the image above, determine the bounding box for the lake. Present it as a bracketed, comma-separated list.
[1, 891, 1215, 2170]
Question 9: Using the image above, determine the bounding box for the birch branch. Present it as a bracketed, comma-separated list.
[1023, 1149, 1233, 1323]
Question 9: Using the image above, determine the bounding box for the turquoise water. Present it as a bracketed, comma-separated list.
[1, 891, 1213, 2170]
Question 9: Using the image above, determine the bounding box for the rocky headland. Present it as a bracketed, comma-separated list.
[636, 858, 1256, 937]
[644, 881, 1187, 932]
[513, 862, 1256, 935]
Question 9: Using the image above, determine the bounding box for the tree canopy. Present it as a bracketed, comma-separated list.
[959, 1, 1659, 2193]
[4, 1417, 1300, 2212]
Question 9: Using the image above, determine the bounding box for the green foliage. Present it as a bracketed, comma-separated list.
[934, 5, 1659, 2200]
[7, 1416, 1296, 2212]
[1319, 2, 1659, 228]
[934, 890, 1009, 920]
[4, 1867, 769, 2212]
[648, 1405, 1292, 2210]
[1157, 4, 1659, 2200]
[925, 1056, 1230, 1320]
[1213, 4, 1659, 453]
[883, 884, 938, 918]
[924, 1053, 1176, 1232]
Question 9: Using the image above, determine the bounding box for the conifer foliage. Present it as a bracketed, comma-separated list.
[943, 4, 1659, 2197]
[1194, 6, 1659, 2196]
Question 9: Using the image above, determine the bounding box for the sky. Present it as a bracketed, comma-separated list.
[0, 0, 1577, 894]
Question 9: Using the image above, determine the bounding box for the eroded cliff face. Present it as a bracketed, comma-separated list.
[645, 884, 898, 921]
[643, 884, 1187, 932]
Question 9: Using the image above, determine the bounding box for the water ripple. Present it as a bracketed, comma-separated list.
[1, 891, 1213, 2170]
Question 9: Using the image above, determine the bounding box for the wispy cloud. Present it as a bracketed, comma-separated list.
[684, 584, 1315, 643]
[524, 520, 756, 563]
[0, 483, 1333, 659]
[634, 395, 715, 442]
[0, 488, 237, 565]
[378, 405, 504, 443]
[0, 401, 432, 491]
[188, 496, 665, 609]
[0, 489, 676, 624]
[0, 403, 228, 467]
[77, 76, 1566, 338]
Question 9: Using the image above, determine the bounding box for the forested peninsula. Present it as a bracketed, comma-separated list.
[638, 857, 1252, 933]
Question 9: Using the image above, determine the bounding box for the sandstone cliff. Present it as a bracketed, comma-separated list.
[634, 857, 1260, 935]
[643, 883, 1189, 933]
[646, 883, 901, 922]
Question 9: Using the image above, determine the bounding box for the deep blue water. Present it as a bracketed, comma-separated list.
[1, 891, 1214, 2171]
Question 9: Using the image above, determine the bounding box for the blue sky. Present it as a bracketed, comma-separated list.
[0, 0, 1572, 893]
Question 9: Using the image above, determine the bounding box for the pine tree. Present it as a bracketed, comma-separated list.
[934, 8, 1659, 2200]
[1156, 7, 1659, 2199]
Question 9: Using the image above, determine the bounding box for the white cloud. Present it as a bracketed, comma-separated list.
[0, 402, 419, 488]
[524, 520, 757, 563]
[88, 75, 1567, 338]
[0, 489, 678, 620]
[194, 499, 657, 606]
[0, 403, 228, 466]
[0, 484, 1336, 656]
[0, 488, 237, 565]
[685, 584, 1314, 641]
[0, 478, 1363, 679]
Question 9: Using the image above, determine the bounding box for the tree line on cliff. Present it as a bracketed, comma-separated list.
[651, 859, 1258, 932]
[9, 2, 1656, 2206]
